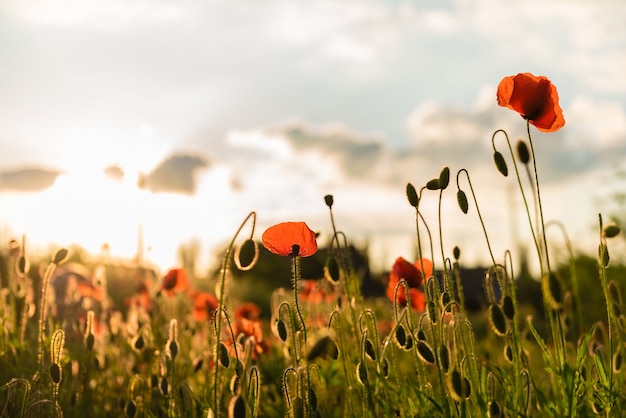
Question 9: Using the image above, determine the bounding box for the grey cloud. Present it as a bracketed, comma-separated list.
[138, 154, 209, 195]
[0, 167, 62, 192]
[268, 120, 387, 179]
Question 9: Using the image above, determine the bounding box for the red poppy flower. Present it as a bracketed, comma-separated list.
[192, 292, 219, 322]
[386, 257, 432, 311]
[262, 222, 318, 257]
[497, 72, 565, 132]
[161, 268, 189, 296]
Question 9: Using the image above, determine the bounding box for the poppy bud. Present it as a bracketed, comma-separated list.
[427, 301, 438, 324]
[406, 183, 419, 207]
[457, 190, 469, 214]
[439, 345, 450, 373]
[275, 319, 288, 342]
[416, 329, 427, 341]
[438, 167, 450, 190]
[356, 362, 367, 385]
[603, 223, 621, 239]
[503, 344, 513, 363]
[218, 343, 230, 368]
[403, 334, 413, 350]
[516, 140, 530, 164]
[324, 194, 334, 208]
[453, 246, 461, 260]
[613, 350, 623, 374]
[488, 304, 507, 336]
[324, 257, 340, 285]
[493, 151, 508, 177]
[228, 395, 246, 418]
[160, 377, 169, 396]
[49, 363, 62, 384]
[394, 325, 407, 348]
[18, 255, 29, 275]
[488, 400, 501, 418]
[133, 335, 145, 351]
[125, 400, 137, 418]
[379, 358, 390, 378]
[426, 178, 440, 190]
[230, 374, 240, 395]
[416, 341, 435, 365]
[364, 338, 376, 361]
[53, 248, 69, 265]
[448, 369, 471, 401]
[502, 295, 515, 320]
[234, 239, 259, 271]
[308, 388, 318, 412]
[543, 272, 563, 309]
[85, 333, 95, 352]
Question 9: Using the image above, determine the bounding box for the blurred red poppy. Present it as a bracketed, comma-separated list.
[235, 302, 262, 320]
[192, 292, 219, 322]
[497, 72, 565, 132]
[227, 317, 269, 359]
[125, 279, 152, 311]
[262, 222, 318, 257]
[300, 279, 334, 304]
[161, 268, 189, 296]
[386, 257, 432, 311]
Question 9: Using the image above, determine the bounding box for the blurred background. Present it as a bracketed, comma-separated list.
[1, 0, 625, 275]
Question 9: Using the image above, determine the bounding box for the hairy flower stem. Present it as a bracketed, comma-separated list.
[213, 211, 256, 415]
[525, 124, 567, 371]
[598, 214, 615, 397]
[37, 260, 62, 373]
[545, 220, 583, 334]
[290, 252, 307, 347]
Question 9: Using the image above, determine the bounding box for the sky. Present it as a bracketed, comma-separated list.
[1, 0, 625, 275]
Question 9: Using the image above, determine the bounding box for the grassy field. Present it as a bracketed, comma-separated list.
[2, 73, 626, 417]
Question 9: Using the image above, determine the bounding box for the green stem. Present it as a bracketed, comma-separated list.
[213, 211, 256, 416]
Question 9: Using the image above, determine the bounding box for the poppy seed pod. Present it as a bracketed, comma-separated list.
[324, 194, 334, 208]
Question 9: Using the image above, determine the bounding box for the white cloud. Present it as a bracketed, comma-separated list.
[0, 0, 186, 28]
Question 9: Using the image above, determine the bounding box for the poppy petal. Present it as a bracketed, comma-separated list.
[497, 73, 565, 133]
[262, 222, 318, 257]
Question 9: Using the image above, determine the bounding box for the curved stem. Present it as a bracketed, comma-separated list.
[492, 129, 543, 274]
[456, 169, 500, 287]
[213, 211, 257, 415]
